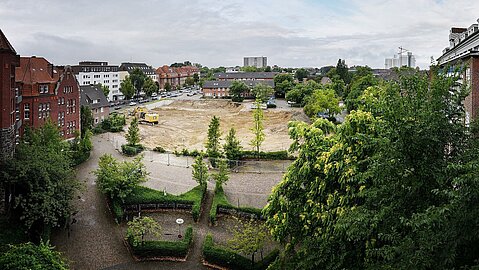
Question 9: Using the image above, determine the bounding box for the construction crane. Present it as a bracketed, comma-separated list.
[398, 47, 409, 67]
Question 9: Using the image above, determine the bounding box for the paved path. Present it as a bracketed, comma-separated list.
[51, 134, 281, 269]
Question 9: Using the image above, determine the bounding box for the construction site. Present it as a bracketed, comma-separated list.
[124, 99, 309, 152]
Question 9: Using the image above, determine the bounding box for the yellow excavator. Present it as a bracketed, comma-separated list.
[131, 106, 159, 125]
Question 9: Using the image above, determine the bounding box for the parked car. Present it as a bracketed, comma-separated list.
[129, 101, 137, 106]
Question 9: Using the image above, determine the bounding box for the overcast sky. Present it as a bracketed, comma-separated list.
[1, 0, 478, 69]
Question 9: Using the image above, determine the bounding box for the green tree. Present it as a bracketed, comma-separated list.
[192, 155, 209, 186]
[164, 82, 172, 92]
[345, 73, 378, 112]
[264, 70, 479, 269]
[227, 218, 268, 267]
[264, 66, 272, 72]
[126, 117, 140, 146]
[80, 105, 93, 137]
[335, 58, 351, 84]
[274, 73, 295, 97]
[126, 216, 162, 247]
[4, 121, 79, 237]
[97, 83, 110, 100]
[70, 130, 93, 166]
[285, 80, 320, 106]
[0, 242, 69, 270]
[193, 73, 200, 84]
[303, 88, 341, 119]
[143, 76, 158, 97]
[295, 68, 309, 82]
[94, 154, 148, 202]
[229, 81, 249, 102]
[205, 116, 221, 160]
[120, 76, 135, 100]
[185, 76, 195, 86]
[130, 68, 148, 97]
[250, 98, 265, 159]
[212, 159, 229, 190]
[223, 127, 243, 161]
[251, 83, 274, 102]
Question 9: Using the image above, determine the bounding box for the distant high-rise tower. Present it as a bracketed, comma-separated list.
[244, 57, 267, 68]
[385, 51, 416, 69]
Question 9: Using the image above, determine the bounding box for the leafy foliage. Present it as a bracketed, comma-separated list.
[192, 155, 209, 186]
[70, 130, 93, 165]
[126, 117, 140, 146]
[285, 80, 320, 106]
[205, 116, 222, 159]
[130, 68, 148, 96]
[303, 88, 341, 118]
[143, 76, 158, 97]
[80, 105, 93, 136]
[126, 216, 162, 247]
[273, 73, 295, 97]
[230, 81, 249, 102]
[120, 76, 135, 100]
[294, 68, 309, 82]
[223, 127, 243, 161]
[251, 84, 274, 102]
[94, 154, 148, 203]
[264, 70, 479, 269]
[212, 159, 229, 190]
[250, 98, 265, 157]
[0, 242, 69, 270]
[227, 218, 268, 266]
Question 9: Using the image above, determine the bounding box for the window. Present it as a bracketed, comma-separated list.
[39, 84, 48, 94]
[47, 103, 50, 110]
[24, 110, 30, 119]
[94, 75, 100, 78]
[62, 97, 65, 105]
[100, 107, 104, 113]
[104, 74, 109, 78]
[104, 80, 109, 84]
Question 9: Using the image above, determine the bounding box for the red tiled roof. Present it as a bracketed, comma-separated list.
[0, 29, 16, 53]
[155, 65, 199, 78]
[15, 57, 59, 84]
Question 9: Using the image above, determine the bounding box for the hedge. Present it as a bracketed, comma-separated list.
[121, 144, 144, 156]
[129, 226, 193, 259]
[202, 234, 279, 270]
[240, 150, 292, 160]
[114, 185, 206, 222]
[152, 146, 166, 153]
[209, 186, 263, 225]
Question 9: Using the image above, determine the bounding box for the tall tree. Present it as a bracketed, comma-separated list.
[228, 218, 268, 267]
[80, 105, 93, 137]
[192, 155, 209, 186]
[335, 58, 351, 84]
[0, 242, 69, 270]
[126, 117, 140, 146]
[274, 73, 295, 97]
[295, 68, 309, 82]
[129, 68, 148, 96]
[120, 76, 135, 100]
[164, 82, 172, 92]
[303, 88, 341, 118]
[250, 98, 265, 158]
[229, 81, 249, 102]
[94, 154, 148, 202]
[223, 127, 243, 161]
[126, 216, 162, 247]
[193, 73, 200, 84]
[251, 83, 274, 102]
[3, 121, 79, 238]
[143, 76, 158, 97]
[185, 76, 195, 86]
[212, 158, 229, 190]
[205, 116, 221, 160]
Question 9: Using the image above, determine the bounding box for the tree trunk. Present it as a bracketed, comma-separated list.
[251, 252, 255, 267]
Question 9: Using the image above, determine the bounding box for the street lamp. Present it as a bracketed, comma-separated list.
[176, 218, 184, 238]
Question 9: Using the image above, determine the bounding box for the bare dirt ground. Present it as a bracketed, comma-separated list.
[128, 99, 308, 152]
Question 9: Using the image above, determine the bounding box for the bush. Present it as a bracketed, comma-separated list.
[129, 226, 193, 259]
[153, 146, 166, 153]
[240, 150, 291, 160]
[121, 144, 144, 156]
[266, 103, 277, 108]
[101, 113, 126, 132]
[176, 148, 202, 157]
[202, 234, 279, 270]
[232, 96, 244, 102]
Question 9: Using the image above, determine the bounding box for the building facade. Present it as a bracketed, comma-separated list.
[72, 61, 120, 101]
[80, 85, 110, 126]
[385, 52, 416, 69]
[214, 72, 278, 81]
[155, 65, 199, 90]
[16, 57, 80, 140]
[244, 57, 267, 68]
[0, 29, 20, 161]
[438, 18, 479, 123]
[202, 80, 275, 98]
[119, 62, 157, 82]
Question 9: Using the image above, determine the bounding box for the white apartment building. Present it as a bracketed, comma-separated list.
[244, 56, 267, 68]
[72, 61, 121, 101]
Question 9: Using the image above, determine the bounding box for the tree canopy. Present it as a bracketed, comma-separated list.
[143, 77, 158, 97]
[0, 242, 69, 270]
[264, 69, 479, 269]
[205, 116, 222, 159]
[295, 68, 309, 82]
[251, 83, 274, 102]
[129, 68, 148, 96]
[273, 73, 295, 97]
[229, 81, 249, 102]
[303, 88, 341, 119]
[120, 76, 135, 99]
[223, 127, 243, 161]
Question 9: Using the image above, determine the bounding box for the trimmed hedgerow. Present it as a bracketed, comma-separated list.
[129, 226, 193, 259]
[121, 144, 144, 156]
[240, 150, 292, 160]
[115, 184, 206, 222]
[209, 185, 263, 225]
[202, 234, 279, 270]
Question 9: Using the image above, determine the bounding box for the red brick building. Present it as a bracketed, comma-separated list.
[0, 29, 20, 161]
[156, 65, 199, 89]
[15, 57, 80, 140]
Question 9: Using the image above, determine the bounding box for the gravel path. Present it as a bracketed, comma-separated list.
[51, 134, 283, 269]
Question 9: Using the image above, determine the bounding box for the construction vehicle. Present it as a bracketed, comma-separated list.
[130, 106, 159, 125]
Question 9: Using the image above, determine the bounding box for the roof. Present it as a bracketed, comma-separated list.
[214, 72, 278, 80]
[0, 29, 16, 53]
[155, 65, 199, 78]
[203, 80, 274, 89]
[119, 62, 156, 75]
[15, 56, 59, 84]
[80, 85, 110, 109]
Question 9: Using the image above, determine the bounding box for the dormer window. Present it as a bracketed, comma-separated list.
[39, 84, 48, 94]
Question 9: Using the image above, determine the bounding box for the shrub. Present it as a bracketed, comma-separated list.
[121, 144, 144, 156]
[153, 146, 166, 153]
[266, 103, 277, 108]
[240, 150, 291, 160]
[202, 234, 278, 270]
[129, 226, 193, 259]
[232, 96, 244, 102]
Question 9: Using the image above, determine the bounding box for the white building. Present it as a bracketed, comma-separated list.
[244, 56, 267, 68]
[72, 61, 121, 101]
[385, 52, 416, 69]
